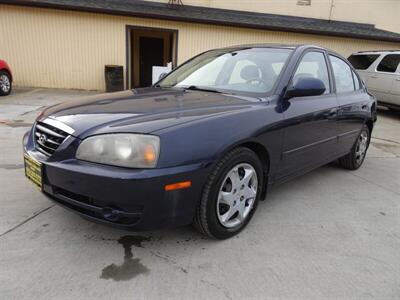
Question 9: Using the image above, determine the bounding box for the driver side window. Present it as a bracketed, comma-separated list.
[293, 51, 330, 94]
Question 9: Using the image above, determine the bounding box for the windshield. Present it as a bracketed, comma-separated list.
[158, 47, 293, 96]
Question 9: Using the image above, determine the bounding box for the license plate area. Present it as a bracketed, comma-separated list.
[24, 154, 42, 189]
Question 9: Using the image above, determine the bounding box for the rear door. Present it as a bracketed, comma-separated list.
[277, 50, 339, 179]
[385, 55, 400, 106]
[329, 54, 369, 154]
[368, 54, 400, 103]
[347, 53, 380, 85]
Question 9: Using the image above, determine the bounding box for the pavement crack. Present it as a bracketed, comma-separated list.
[0, 163, 24, 170]
[371, 137, 400, 145]
[348, 172, 400, 197]
[200, 279, 233, 300]
[149, 250, 188, 274]
[0, 205, 55, 238]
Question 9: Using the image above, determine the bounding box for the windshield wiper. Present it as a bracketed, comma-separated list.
[183, 85, 223, 94]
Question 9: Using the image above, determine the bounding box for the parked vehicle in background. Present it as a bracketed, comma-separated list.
[0, 60, 12, 96]
[348, 51, 400, 111]
[23, 45, 376, 239]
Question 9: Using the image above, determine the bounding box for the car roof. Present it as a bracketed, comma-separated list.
[214, 44, 349, 59]
[352, 50, 400, 55]
[218, 43, 326, 51]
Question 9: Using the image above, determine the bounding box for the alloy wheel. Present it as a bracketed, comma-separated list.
[0, 74, 10, 93]
[216, 163, 258, 228]
[355, 130, 368, 165]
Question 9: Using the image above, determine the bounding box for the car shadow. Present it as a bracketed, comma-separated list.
[377, 106, 400, 120]
[54, 162, 344, 244]
[54, 161, 344, 244]
[41, 161, 361, 282]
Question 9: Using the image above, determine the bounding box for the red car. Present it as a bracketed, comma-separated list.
[0, 60, 12, 96]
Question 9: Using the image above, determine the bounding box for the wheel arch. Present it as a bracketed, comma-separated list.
[218, 140, 271, 201]
[366, 119, 374, 136]
[0, 68, 12, 82]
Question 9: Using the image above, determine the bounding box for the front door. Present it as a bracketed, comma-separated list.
[277, 50, 338, 180]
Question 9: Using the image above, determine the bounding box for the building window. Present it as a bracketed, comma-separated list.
[297, 0, 311, 6]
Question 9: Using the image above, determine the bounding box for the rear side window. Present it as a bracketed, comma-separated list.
[377, 54, 400, 73]
[329, 55, 354, 93]
[348, 54, 379, 70]
[293, 51, 330, 93]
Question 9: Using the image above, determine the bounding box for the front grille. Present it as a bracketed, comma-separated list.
[34, 121, 69, 156]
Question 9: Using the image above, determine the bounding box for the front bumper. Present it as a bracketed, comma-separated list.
[23, 130, 211, 230]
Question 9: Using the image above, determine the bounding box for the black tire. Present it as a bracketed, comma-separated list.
[0, 71, 12, 96]
[339, 124, 370, 170]
[194, 147, 264, 239]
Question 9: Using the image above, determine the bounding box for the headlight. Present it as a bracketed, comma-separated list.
[76, 134, 160, 168]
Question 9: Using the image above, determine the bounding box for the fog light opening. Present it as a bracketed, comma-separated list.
[102, 207, 123, 221]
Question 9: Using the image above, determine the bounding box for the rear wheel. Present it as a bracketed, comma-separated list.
[194, 147, 264, 239]
[0, 71, 12, 96]
[339, 125, 370, 170]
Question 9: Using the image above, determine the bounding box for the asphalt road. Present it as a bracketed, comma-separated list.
[1, 88, 399, 299]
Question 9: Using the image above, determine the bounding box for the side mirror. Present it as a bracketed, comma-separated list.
[285, 77, 326, 100]
[158, 72, 168, 81]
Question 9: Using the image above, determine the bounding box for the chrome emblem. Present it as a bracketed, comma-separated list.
[39, 134, 47, 144]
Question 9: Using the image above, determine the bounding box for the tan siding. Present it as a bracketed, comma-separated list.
[147, 0, 400, 33]
[0, 4, 399, 90]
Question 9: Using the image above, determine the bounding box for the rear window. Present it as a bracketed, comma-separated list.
[377, 54, 400, 73]
[352, 71, 361, 90]
[330, 55, 355, 93]
[348, 54, 380, 70]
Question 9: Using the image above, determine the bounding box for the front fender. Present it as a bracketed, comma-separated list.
[154, 103, 285, 179]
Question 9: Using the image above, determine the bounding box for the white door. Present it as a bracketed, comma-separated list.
[369, 54, 400, 104]
[347, 53, 378, 85]
[388, 59, 400, 106]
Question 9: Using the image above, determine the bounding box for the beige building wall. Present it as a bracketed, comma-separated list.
[0, 4, 399, 91]
[148, 0, 400, 33]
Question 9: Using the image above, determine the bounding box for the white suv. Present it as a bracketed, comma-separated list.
[348, 51, 400, 111]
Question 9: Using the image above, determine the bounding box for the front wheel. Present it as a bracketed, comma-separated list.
[339, 125, 370, 170]
[194, 147, 264, 239]
[0, 71, 12, 96]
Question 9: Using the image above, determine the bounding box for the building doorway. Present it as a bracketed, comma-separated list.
[126, 26, 178, 89]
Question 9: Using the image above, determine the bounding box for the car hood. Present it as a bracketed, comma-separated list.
[39, 87, 259, 138]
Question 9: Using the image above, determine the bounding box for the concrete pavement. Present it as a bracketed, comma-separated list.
[0, 88, 399, 299]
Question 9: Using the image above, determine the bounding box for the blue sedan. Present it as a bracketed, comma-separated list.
[23, 44, 376, 239]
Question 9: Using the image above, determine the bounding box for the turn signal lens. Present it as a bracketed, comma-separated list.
[165, 181, 192, 191]
[143, 144, 156, 164]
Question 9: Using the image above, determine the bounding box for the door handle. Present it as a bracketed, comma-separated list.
[396, 78, 400, 81]
[370, 75, 378, 79]
[323, 109, 337, 118]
